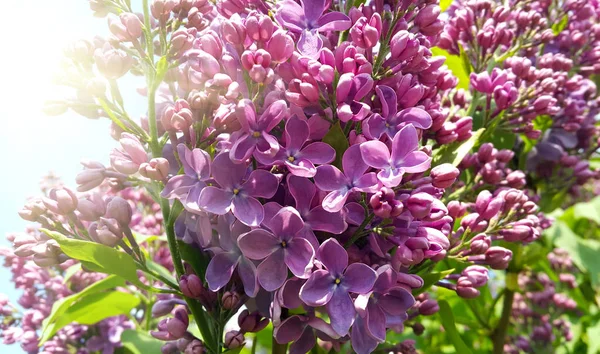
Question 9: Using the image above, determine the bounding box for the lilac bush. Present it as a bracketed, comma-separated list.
[2, 0, 600, 353]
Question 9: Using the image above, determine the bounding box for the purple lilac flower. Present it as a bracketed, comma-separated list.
[351, 265, 415, 354]
[314, 144, 380, 213]
[336, 73, 374, 122]
[206, 214, 258, 297]
[274, 314, 341, 354]
[362, 85, 432, 139]
[299, 239, 377, 336]
[257, 115, 336, 177]
[275, 0, 351, 57]
[238, 207, 315, 291]
[198, 153, 278, 226]
[359, 124, 431, 188]
[161, 144, 211, 213]
[230, 99, 288, 163]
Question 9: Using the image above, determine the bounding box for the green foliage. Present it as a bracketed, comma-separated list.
[322, 122, 349, 169]
[415, 268, 455, 295]
[41, 229, 148, 289]
[437, 300, 473, 354]
[40, 276, 128, 344]
[120, 329, 165, 354]
[440, 0, 453, 11]
[433, 129, 484, 167]
[431, 46, 471, 90]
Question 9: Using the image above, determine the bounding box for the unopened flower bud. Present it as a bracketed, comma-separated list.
[221, 291, 240, 310]
[430, 163, 460, 188]
[418, 299, 439, 315]
[469, 234, 491, 254]
[238, 310, 269, 333]
[179, 274, 204, 299]
[43, 187, 78, 215]
[370, 187, 403, 218]
[77, 194, 106, 221]
[152, 299, 187, 317]
[184, 339, 206, 354]
[224, 330, 245, 349]
[139, 158, 170, 181]
[89, 218, 123, 247]
[266, 30, 293, 63]
[108, 13, 143, 42]
[105, 196, 133, 226]
[485, 246, 512, 269]
[406, 192, 434, 219]
[94, 43, 134, 79]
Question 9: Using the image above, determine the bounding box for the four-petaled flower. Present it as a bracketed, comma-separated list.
[198, 153, 278, 226]
[363, 85, 432, 139]
[359, 124, 431, 188]
[299, 238, 377, 336]
[336, 73, 374, 122]
[314, 144, 380, 213]
[276, 0, 351, 57]
[238, 207, 315, 291]
[161, 144, 211, 213]
[206, 214, 259, 297]
[230, 99, 288, 163]
[257, 115, 336, 177]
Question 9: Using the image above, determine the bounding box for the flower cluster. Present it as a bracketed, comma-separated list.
[7, 0, 600, 353]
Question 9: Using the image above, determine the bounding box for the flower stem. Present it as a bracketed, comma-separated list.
[273, 338, 288, 354]
[492, 289, 514, 354]
[344, 213, 375, 248]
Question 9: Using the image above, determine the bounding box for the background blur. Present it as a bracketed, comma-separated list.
[0, 1, 143, 352]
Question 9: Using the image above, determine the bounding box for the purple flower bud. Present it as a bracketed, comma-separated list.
[108, 13, 143, 42]
[19, 199, 47, 222]
[43, 187, 78, 215]
[224, 330, 245, 349]
[370, 187, 403, 218]
[110, 133, 148, 175]
[390, 31, 419, 61]
[350, 13, 382, 48]
[221, 291, 240, 310]
[238, 310, 269, 333]
[461, 265, 489, 287]
[418, 299, 439, 316]
[152, 299, 187, 317]
[559, 273, 577, 288]
[415, 5, 440, 29]
[151, 0, 177, 23]
[430, 163, 460, 188]
[456, 281, 480, 298]
[105, 196, 133, 226]
[94, 43, 134, 79]
[477, 143, 496, 163]
[170, 28, 196, 59]
[447, 201, 466, 219]
[139, 158, 170, 181]
[179, 274, 204, 299]
[499, 225, 533, 242]
[406, 192, 434, 219]
[77, 194, 106, 221]
[469, 234, 491, 254]
[162, 99, 193, 132]
[506, 170, 526, 188]
[461, 213, 487, 233]
[245, 12, 274, 42]
[32, 240, 68, 267]
[485, 246, 512, 269]
[265, 30, 293, 63]
[161, 342, 179, 354]
[184, 339, 206, 354]
[89, 218, 123, 247]
[222, 16, 246, 46]
[13, 234, 38, 257]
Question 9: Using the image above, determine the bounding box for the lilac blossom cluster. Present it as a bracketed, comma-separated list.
[6, 0, 600, 353]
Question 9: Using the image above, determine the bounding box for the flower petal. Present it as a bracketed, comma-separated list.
[400, 151, 431, 174]
[322, 188, 350, 213]
[289, 327, 316, 354]
[365, 301, 386, 342]
[318, 238, 348, 276]
[298, 29, 323, 58]
[301, 0, 325, 24]
[342, 144, 369, 181]
[238, 229, 280, 260]
[317, 11, 352, 32]
[286, 158, 317, 177]
[198, 186, 233, 215]
[299, 269, 335, 307]
[232, 195, 265, 227]
[275, 0, 306, 33]
[314, 165, 348, 191]
[327, 287, 355, 336]
[238, 257, 259, 297]
[268, 206, 305, 238]
[377, 167, 404, 188]
[306, 206, 347, 234]
[161, 175, 196, 199]
[353, 172, 380, 193]
[362, 113, 386, 140]
[351, 315, 380, 354]
[236, 99, 257, 132]
[359, 140, 391, 169]
[206, 253, 239, 292]
[376, 85, 398, 118]
[287, 175, 316, 215]
[230, 134, 257, 163]
[378, 287, 415, 315]
[242, 169, 279, 198]
[343, 263, 376, 294]
[396, 107, 432, 129]
[258, 249, 288, 291]
[285, 237, 315, 278]
[285, 115, 310, 152]
[390, 124, 418, 162]
[298, 142, 336, 164]
[274, 315, 308, 344]
[211, 152, 248, 188]
[260, 100, 288, 132]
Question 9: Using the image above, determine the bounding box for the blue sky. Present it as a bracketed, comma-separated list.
[0, 1, 142, 352]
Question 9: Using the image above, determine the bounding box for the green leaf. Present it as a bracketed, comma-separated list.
[547, 221, 600, 289]
[40, 275, 126, 344]
[52, 291, 139, 330]
[552, 15, 569, 35]
[178, 240, 210, 280]
[145, 259, 176, 286]
[41, 229, 147, 289]
[133, 231, 167, 244]
[322, 122, 349, 169]
[63, 263, 82, 284]
[587, 322, 600, 354]
[440, 0, 453, 11]
[431, 46, 470, 90]
[438, 300, 473, 354]
[414, 268, 455, 295]
[155, 56, 169, 84]
[433, 128, 484, 167]
[121, 329, 164, 354]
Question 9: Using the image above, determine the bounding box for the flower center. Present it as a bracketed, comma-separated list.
[233, 188, 240, 195]
[281, 241, 287, 248]
[252, 131, 261, 138]
[287, 156, 295, 162]
[334, 278, 341, 285]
